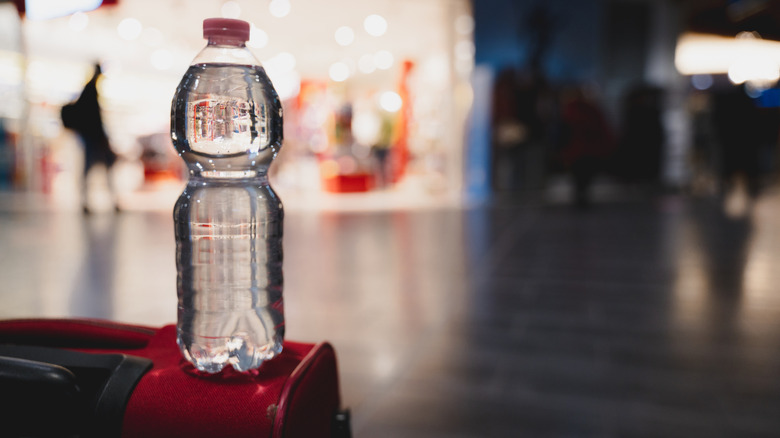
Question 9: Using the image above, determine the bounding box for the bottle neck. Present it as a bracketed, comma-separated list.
[191, 41, 258, 66]
[207, 37, 246, 47]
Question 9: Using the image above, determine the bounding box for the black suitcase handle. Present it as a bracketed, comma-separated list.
[0, 345, 152, 438]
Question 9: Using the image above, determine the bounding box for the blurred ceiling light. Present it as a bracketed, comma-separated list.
[455, 40, 474, 60]
[728, 61, 779, 87]
[221, 1, 241, 18]
[352, 111, 380, 145]
[329, 62, 350, 82]
[379, 91, 402, 112]
[142, 27, 163, 47]
[373, 50, 393, 70]
[358, 54, 376, 74]
[730, 32, 780, 88]
[675, 31, 780, 76]
[248, 26, 268, 48]
[421, 53, 449, 83]
[117, 17, 143, 41]
[68, 11, 88, 32]
[727, 66, 746, 85]
[269, 0, 291, 18]
[675, 33, 732, 75]
[335, 26, 355, 46]
[150, 49, 173, 70]
[691, 74, 713, 90]
[25, 0, 102, 20]
[455, 14, 474, 35]
[364, 14, 387, 37]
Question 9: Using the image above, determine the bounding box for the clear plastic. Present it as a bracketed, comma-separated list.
[171, 25, 284, 373]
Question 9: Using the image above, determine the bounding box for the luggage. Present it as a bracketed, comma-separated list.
[0, 318, 350, 438]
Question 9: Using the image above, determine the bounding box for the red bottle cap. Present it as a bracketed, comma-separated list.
[203, 18, 250, 43]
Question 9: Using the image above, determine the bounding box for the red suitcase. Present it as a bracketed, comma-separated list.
[0, 318, 350, 438]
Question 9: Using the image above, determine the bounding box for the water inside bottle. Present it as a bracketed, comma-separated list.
[175, 183, 284, 373]
[172, 62, 284, 373]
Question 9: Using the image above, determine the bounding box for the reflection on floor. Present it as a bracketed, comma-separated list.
[3, 188, 780, 437]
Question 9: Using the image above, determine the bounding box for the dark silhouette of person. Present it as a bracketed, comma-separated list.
[62, 63, 118, 213]
[617, 84, 665, 187]
[0, 118, 11, 188]
[491, 68, 525, 191]
[711, 84, 763, 205]
[559, 86, 616, 208]
[371, 111, 395, 188]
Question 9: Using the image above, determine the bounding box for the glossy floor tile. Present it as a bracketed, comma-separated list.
[3, 189, 780, 437]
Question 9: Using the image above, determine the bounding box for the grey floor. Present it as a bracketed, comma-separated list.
[3, 188, 780, 437]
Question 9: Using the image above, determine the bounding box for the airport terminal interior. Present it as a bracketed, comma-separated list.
[4, 0, 780, 436]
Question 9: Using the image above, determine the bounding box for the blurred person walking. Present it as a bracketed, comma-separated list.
[0, 118, 12, 188]
[61, 63, 118, 213]
[490, 68, 525, 191]
[711, 84, 765, 215]
[371, 111, 395, 188]
[616, 84, 665, 189]
[559, 86, 615, 208]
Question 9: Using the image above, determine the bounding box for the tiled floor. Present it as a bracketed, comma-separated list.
[3, 187, 780, 437]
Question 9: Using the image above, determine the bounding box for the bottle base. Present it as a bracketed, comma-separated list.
[178, 333, 283, 374]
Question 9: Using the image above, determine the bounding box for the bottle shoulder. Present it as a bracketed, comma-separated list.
[191, 44, 261, 67]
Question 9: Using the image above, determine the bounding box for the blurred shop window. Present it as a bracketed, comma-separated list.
[137, 132, 179, 183]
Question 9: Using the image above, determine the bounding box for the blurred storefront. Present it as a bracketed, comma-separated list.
[0, 0, 474, 210]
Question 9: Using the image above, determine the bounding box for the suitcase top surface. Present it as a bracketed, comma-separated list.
[0, 319, 341, 438]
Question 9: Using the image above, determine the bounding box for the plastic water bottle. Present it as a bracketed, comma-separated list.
[171, 18, 284, 373]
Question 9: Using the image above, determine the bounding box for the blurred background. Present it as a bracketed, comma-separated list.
[2, 0, 780, 208]
[5, 0, 780, 436]
[1, 0, 780, 209]
[0, 0, 474, 211]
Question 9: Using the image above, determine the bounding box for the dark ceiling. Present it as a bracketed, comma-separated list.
[684, 0, 780, 41]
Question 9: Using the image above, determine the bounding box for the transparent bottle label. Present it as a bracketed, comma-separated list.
[189, 97, 268, 155]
